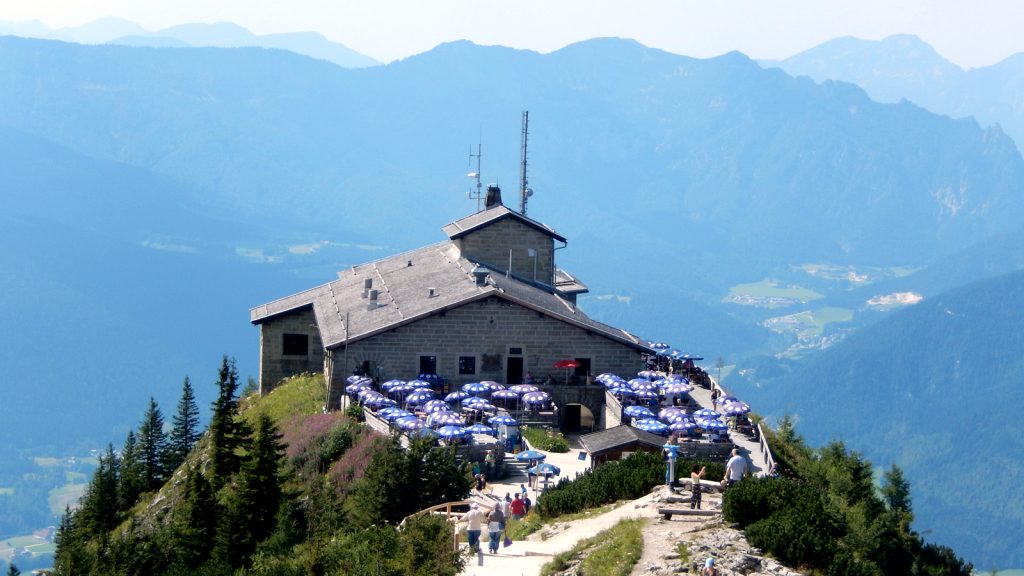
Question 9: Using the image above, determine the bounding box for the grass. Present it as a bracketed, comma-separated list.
[540, 518, 645, 576]
[675, 541, 691, 566]
[763, 306, 853, 338]
[48, 482, 87, 516]
[521, 426, 570, 452]
[506, 501, 625, 541]
[726, 279, 823, 308]
[240, 372, 325, 426]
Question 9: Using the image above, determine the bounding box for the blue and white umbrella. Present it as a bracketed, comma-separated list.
[364, 396, 397, 409]
[346, 374, 367, 384]
[489, 415, 520, 427]
[700, 419, 729, 433]
[465, 423, 495, 435]
[723, 402, 751, 416]
[395, 416, 427, 430]
[648, 342, 671, 351]
[382, 409, 414, 422]
[679, 354, 704, 361]
[515, 449, 547, 461]
[635, 389, 661, 401]
[663, 382, 694, 395]
[462, 382, 491, 395]
[669, 420, 698, 432]
[405, 390, 436, 406]
[693, 408, 721, 420]
[608, 386, 637, 397]
[422, 399, 450, 413]
[638, 370, 661, 379]
[358, 388, 382, 401]
[463, 401, 497, 412]
[408, 379, 434, 389]
[509, 384, 539, 394]
[491, 389, 519, 400]
[436, 425, 469, 440]
[345, 381, 373, 395]
[717, 395, 739, 406]
[630, 380, 660, 392]
[634, 418, 670, 435]
[462, 396, 490, 407]
[444, 391, 470, 402]
[380, 379, 406, 391]
[658, 407, 685, 421]
[387, 383, 416, 397]
[623, 405, 656, 419]
[428, 411, 464, 427]
[481, 380, 506, 391]
[522, 391, 551, 404]
[417, 373, 442, 384]
[661, 374, 689, 383]
[529, 462, 561, 476]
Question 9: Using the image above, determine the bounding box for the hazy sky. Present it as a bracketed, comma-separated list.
[1, 0, 1022, 68]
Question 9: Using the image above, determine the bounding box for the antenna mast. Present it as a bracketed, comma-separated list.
[519, 110, 532, 215]
[467, 140, 483, 211]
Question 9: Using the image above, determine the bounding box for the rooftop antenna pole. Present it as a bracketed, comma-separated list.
[467, 136, 483, 211]
[519, 110, 532, 216]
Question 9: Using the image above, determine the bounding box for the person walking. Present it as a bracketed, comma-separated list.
[462, 503, 485, 553]
[487, 504, 504, 554]
[725, 449, 749, 488]
[701, 557, 721, 576]
[690, 464, 706, 509]
[509, 493, 526, 520]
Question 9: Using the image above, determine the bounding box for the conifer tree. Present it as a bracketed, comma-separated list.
[137, 397, 169, 492]
[166, 465, 218, 570]
[238, 414, 286, 543]
[882, 464, 913, 517]
[167, 376, 201, 472]
[78, 444, 120, 538]
[118, 430, 144, 511]
[209, 356, 245, 488]
[6, 562, 20, 576]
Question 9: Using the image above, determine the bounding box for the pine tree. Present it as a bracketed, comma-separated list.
[238, 414, 286, 543]
[165, 465, 218, 570]
[78, 444, 120, 537]
[137, 397, 169, 492]
[209, 356, 245, 488]
[167, 376, 201, 472]
[6, 562, 20, 576]
[118, 430, 144, 510]
[882, 464, 913, 517]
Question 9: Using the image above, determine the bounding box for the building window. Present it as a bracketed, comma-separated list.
[509, 347, 523, 355]
[282, 333, 309, 356]
[459, 356, 477, 375]
[419, 355, 437, 375]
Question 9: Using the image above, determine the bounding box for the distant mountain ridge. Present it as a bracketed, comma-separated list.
[766, 34, 1024, 149]
[0, 16, 379, 68]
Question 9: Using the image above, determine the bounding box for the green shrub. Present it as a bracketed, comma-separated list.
[535, 452, 663, 518]
[521, 426, 570, 452]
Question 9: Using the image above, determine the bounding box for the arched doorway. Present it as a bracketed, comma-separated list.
[561, 403, 595, 432]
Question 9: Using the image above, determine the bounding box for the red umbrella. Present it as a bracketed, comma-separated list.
[554, 360, 580, 384]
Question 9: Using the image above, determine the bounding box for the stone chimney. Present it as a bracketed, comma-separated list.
[484, 185, 502, 209]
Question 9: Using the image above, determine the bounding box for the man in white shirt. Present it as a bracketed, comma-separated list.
[725, 449, 749, 488]
[462, 503, 485, 553]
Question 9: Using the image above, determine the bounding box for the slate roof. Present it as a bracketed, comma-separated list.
[554, 268, 588, 295]
[579, 425, 668, 456]
[441, 205, 567, 243]
[251, 240, 650, 352]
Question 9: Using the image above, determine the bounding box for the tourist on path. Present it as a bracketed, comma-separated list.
[462, 503, 485, 553]
[702, 557, 720, 576]
[509, 493, 526, 520]
[690, 464, 706, 509]
[725, 449, 749, 488]
[487, 504, 504, 554]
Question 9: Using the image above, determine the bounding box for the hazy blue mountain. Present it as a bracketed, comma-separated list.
[109, 34, 191, 48]
[738, 270, 1024, 568]
[768, 34, 1024, 149]
[0, 16, 146, 44]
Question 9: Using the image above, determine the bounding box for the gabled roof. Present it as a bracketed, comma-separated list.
[251, 240, 651, 353]
[579, 425, 668, 456]
[441, 205, 567, 243]
[554, 268, 589, 295]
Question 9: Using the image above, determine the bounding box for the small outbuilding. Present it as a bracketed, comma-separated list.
[578, 425, 668, 468]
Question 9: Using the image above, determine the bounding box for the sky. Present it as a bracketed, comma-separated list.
[1, 0, 1023, 68]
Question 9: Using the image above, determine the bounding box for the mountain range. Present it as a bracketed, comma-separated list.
[765, 34, 1024, 150]
[0, 17, 378, 68]
[1, 33, 1024, 567]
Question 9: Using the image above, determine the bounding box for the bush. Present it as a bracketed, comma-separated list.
[535, 452, 664, 518]
[521, 426, 570, 452]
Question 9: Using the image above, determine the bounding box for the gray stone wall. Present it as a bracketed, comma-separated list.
[454, 219, 555, 285]
[325, 296, 642, 409]
[258, 306, 324, 395]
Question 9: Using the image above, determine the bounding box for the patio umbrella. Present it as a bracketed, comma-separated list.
[717, 395, 739, 406]
[648, 342, 671, 351]
[346, 374, 367, 383]
[444, 391, 470, 402]
[345, 381, 373, 395]
[405, 390, 435, 406]
[522, 391, 551, 404]
[635, 389, 660, 401]
[387, 383, 415, 397]
[394, 416, 427, 430]
[481, 380, 506, 391]
[428, 411, 464, 427]
[638, 370, 661, 379]
[529, 462, 561, 476]
[417, 373, 441, 384]
[554, 359, 580, 384]
[466, 423, 495, 435]
[436, 425, 469, 440]
[658, 407, 685, 420]
[669, 420, 698, 432]
[608, 386, 637, 397]
[509, 384, 539, 394]
[408, 379, 434, 389]
[680, 354, 704, 361]
[630, 380, 659, 392]
[465, 402, 497, 412]
[693, 408, 721, 420]
[661, 374, 689, 383]
[491, 389, 519, 400]
[364, 396, 397, 409]
[489, 415, 520, 427]
[701, 419, 729, 433]
[422, 399, 450, 413]
[662, 411, 693, 424]
[462, 382, 490, 395]
[380, 379, 406, 391]
[357, 389, 382, 401]
[515, 449, 547, 461]
[623, 405, 655, 419]
[462, 396, 490, 407]
[382, 409, 414, 422]
[723, 402, 751, 416]
[634, 418, 670, 435]
[663, 382, 694, 395]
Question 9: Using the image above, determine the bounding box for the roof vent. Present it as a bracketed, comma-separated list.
[471, 265, 488, 286]
[428, 287, 436, 298]
[367, 289, 379, 310]
[362, 278, 373, 298]
[484, 184, 502, 209]
[407, 259, 413, 267]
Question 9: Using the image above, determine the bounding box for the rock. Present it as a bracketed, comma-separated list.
[665, 552, 680, 560]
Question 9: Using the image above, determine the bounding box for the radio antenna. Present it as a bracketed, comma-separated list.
[467, 135, 483, 211]
[519, 110, 532, 215]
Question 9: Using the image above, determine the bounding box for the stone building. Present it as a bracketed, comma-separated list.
[250, 189, 654, 426]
